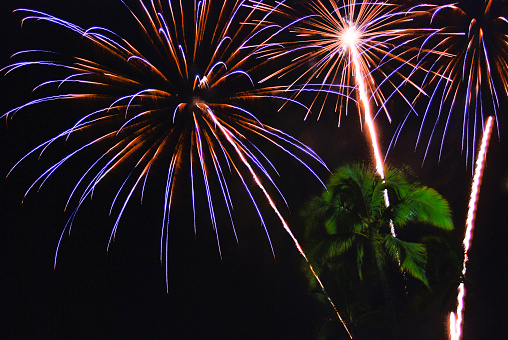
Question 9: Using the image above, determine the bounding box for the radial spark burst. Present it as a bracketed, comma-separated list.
[392, 0, 507, 165]
[250, 0, 429, 124]
[248, 0, 433, 215]
[2, 0, 327, 290]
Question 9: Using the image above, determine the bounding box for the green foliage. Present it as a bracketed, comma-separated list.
[303, 163, 453, 284]
[383, 236, 428, 286]
[301, 162, 455, 332]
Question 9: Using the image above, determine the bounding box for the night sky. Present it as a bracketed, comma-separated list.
[1, 1, 508, 339]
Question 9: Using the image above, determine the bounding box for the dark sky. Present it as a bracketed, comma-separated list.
[1, 1, 508, 339]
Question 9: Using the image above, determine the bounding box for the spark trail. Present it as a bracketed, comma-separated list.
[449, 116, 494, 340]
[347, 32, 385, 180]
[342, 25, 395, 236]
[205, 104, 353, 339]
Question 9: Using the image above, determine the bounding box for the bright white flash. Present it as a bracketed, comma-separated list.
[340, 25, 360, 48]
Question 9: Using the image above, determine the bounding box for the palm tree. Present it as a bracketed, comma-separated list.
[302, 163, 453, 333]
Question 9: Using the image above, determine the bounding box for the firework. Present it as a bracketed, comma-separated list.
[391, 0, 506, 165]
[2, 0, 327, 291]
[449, 116, 494, 340]
[247, 0, 439, 221]
[248, 0, 430, 124]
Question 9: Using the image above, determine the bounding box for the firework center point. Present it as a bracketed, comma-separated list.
[340, 25, 360, 49]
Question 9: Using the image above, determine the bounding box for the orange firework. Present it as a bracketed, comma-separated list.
[2, 0, 327, 292]
[250, 0, 437, 240]
[247, 0, 442, 214]
[449, 116, 494, 340]
[249, 0, 431, 123]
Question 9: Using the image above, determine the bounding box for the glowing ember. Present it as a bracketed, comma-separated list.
[449, 116, 494, 340]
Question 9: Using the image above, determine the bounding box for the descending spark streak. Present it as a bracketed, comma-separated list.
[307, 263, 352, 339]
[449, 116, 494, 340]
[204, 105, 353, 339]
[344, 26, 396, 237]
[350, 43, 385, 181]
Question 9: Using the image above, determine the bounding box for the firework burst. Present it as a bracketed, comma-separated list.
[2, 0, 327, 290]
[248, 0, 430, 124]
[391, 0, 507, 165]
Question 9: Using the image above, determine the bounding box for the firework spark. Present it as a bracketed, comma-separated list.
[391, 0, 506, 165]
[2, 0, 327, 291]
[249, 0, 430, 124]
[345, 26, 386, 180]
[449, 116, 494, 340]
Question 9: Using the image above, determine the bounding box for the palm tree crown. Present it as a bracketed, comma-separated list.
[303, 163, 454, 287]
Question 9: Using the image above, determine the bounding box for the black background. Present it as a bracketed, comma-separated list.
[1, 1, 507, 339]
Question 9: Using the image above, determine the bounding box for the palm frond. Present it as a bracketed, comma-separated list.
[392, 186, 453, 230]
[384, 235, 429, 287]
[356, 242, 365, 280]
[301, 162, 453, 308]
[370, 175, 388, 220]
[310, 233, 357, 268]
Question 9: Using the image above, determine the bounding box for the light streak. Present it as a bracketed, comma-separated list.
[343, 23, 397, 241]
[449, 116, 494, 340]
[346, 29, 386, 181]
[308, 263, 353, 339]
[206, 104, 352, 339]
